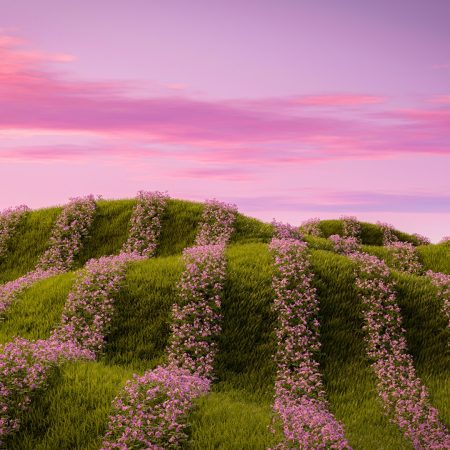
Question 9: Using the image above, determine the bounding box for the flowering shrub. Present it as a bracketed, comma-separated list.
[412, 233, 431, 245]
[38, 195, 97, 271]
[0, 205, 30, 261]
[426, 270, 450, 337]
[329, 234, 361, 255]
[351, 252, 450, 448]
[167, 244, 227, 378]
[122, 191, 169, 257]
[299, 218, 321, 237]
[269, 238, 350, 449]
[386, 241, 422, 275]
[195, 199, 237, 245]
[271, 220, 303, 240]
[51, 253, 142, 354]
[377, 222, 398, 246]
[341, 215, 361, 240]
[440, 236, 450, 244]
[101, 366, 210, 449]
[0, 337, 93, 444]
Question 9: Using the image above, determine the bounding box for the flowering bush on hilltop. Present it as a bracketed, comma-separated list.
[269, 237, 350, 449]
[0, 205, 30, 261]
[329, 234, 361, 255]
[350, 252, 450, 448]
[271, 220, 303, 240]
[195, 199, 237, 245]
[299, 218, 321, 237]
[102, 199, 234, 449]
[412, 233, 431, 245]
[38, 195, 97, 271]
[426, 270, 450, 339]
[341, 215, 361, 240]
[123, 191, 169, 257]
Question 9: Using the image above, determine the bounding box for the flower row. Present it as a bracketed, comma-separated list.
[426, 270, 450, 338]
[269, 237, 350, 449]
[123, 191, 169, 257]
[350, 252, 450, 448]
[37, 195, 97, 271]
[0, 205, 30, 260]
[195, 199, 238, 245]
[102, 200, 234, 449]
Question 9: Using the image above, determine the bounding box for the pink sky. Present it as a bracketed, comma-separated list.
[1, 1, 449, 241]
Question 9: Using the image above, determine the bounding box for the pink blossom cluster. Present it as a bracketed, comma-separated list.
[0, 267, 60, 317]
[101, 366, 210, 449]
[329, 234, 361, 255]
[299, 218, 322, 237]
[0, 336, 93, 444]
[167, 244, 227, 378]
[38, 195, 97, 271]
[440, 236, 450, 244]
[340, 216, 361, 240]
[377, 221, 399, 246]
[426, 270, 450, 339]
[412, 233, 431, 245]
[0, 205, 30, 260]
[122, 191, 169, 257]
[271, 220, 303, 240]
[269, 238, 350, 449]
[195, 199, 237, 245]
[386, 241, 423, 275]
[51, 252, 143, 354]
[350, 252, 450, 448]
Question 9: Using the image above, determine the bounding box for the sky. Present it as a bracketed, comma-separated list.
[1, 0, 449, 241]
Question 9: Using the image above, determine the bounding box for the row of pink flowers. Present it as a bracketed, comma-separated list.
[1, 191, 169, 443]
[299, 218, 322, 237]
[271, 220, 303, 240]
[340, 215, 361, 240]
[195, 199, 238, 245]
[269, 237, 350, 449]
[102, 200, 236, 449]
[0, 196, 97, 318]
[350, 252, 450, 448]
[37, 195, 97, 271]
[426, 270, 450, 340]
[122, 191, 169, 257]
[0, 205, 30, 261]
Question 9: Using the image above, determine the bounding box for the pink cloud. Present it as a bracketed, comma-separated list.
[288, 94, 386, 106]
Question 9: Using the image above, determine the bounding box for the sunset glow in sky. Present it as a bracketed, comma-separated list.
[1, 0, 449, 241]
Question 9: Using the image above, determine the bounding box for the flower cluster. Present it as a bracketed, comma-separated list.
[329, 234, 361, 255]
[167, 244, 227, 378]
[271, 220, 303, 240]
[122, 191, 169, 257]
[412, 233, 431, 245]
[351, 252, 450, 448]
[386, 241, 422, 275]
[0, 337, 93, 444]
[51, 252, 143, 354]
[440, 236, 450, 244]
[0, 267, 60, 317]
[195, 199, 237, 245]
[0, 205, 30, 261]
[38, 195, 97, 271]
[377, 221, 398, 246]
[341, 215, 361, 240]
[426, 270, 450, 338]
[101, 366, 210, 449]
[269, 238, 350, 449]
[299, 218, 321, 237]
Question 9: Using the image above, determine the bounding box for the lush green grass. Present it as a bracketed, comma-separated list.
[0, 272, 75, 344]
[0, 207, 61, 283]
[2, 201, 449, 449]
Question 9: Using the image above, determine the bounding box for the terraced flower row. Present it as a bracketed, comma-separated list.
[0, 196, 97, 317]
[0, 205, 30, 261]
[102, 200, 236, 449]
[270, 237, 350, 449]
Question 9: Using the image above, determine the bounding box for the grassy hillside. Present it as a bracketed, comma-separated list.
[1, 199, 448, 449]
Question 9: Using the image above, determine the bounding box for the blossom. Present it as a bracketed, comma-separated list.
[299, 218, 322, 237]
[0, 205, 30, 261]
[271, 219, 303, 240]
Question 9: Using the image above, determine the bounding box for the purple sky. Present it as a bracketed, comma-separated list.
[1, 0, 449, 241]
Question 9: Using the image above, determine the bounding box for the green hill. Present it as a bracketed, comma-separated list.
[0, 199, 448, 449]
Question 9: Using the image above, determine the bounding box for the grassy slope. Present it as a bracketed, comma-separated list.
[1, 201, 448, 449]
